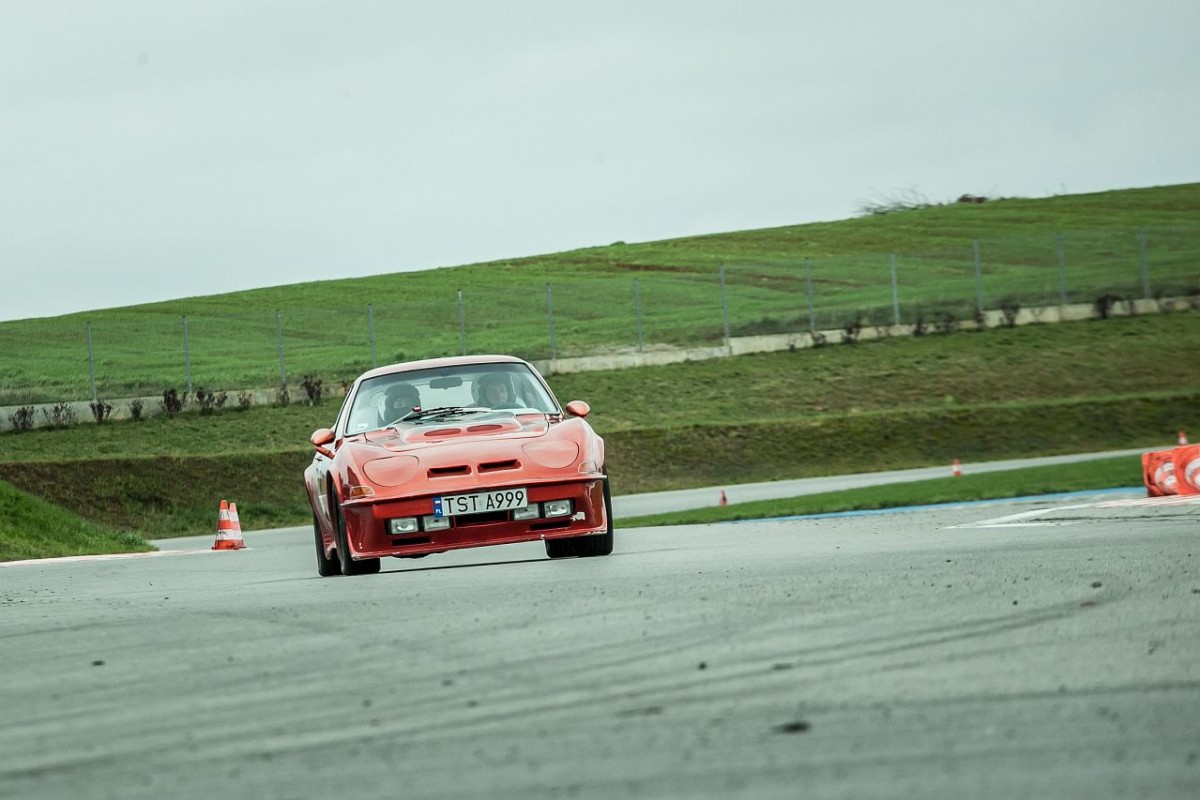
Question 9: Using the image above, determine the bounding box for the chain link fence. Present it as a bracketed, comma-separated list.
[1, 225, 1198, 407]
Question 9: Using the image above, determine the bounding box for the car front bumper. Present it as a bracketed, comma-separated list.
[341, 477, 608, 559]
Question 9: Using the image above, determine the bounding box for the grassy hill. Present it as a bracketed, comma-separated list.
[1, 313, 1195, 541]
[0, 481, 151, 561]
[1, 184, 1197, 558]
[1, 183, 1198, 405]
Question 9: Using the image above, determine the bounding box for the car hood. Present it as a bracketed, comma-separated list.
[333, 413, 602, 495]
[359, 415, 551, 452]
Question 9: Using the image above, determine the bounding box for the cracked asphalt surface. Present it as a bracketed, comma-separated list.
[2, 493, 1198, 799]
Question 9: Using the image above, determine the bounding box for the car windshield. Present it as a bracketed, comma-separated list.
[344, 362, 559, 435]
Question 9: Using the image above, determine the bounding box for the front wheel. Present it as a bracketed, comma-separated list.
[545, 477, 614, 559]
[335, 502, 381, 576]
[313, 513, 339, 577]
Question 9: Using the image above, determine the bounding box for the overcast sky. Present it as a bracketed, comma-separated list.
[2, 1, 1197, 322]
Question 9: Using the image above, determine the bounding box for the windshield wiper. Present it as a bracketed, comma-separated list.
[397, 406, 487, 423]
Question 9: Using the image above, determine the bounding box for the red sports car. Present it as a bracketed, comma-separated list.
[304, 355, 612, 576]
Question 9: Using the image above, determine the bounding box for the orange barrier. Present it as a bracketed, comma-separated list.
[1180, 431, 1190, 446]
[1173, 444, 1200, 495]
[952, 458, 963, 477]
[1141, 450, 1178, 497]
[719, 489, 728, 507]
[212, 499, 246, 550]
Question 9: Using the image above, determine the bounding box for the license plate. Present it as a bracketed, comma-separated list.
[434, 487, 528, 518]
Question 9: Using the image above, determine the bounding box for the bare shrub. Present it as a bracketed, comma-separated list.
[810, 331, 827, 349]
[161, 388, 187, 417]
[841, 318, 863, 345]
[1094, 293, 1121, 320]
[275, 384, 291, 407]
[856, 188, 938, 216]
[43, 403, 77, 429]
[129, 398, 144, 422]
[1000, 299, 1021, 328]
[89, 400, 114, 424]
[237, 392, 253, 411]
[195, 387, 217, 415]
[8, 406, 35, 432]
[301, 375, 324, 406]
[912, 315, 928, 337]
[935, 313, 959, 335]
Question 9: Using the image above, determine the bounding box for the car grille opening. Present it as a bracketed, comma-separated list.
[392, 536, 432, 547]
[453, 511, 509, 527]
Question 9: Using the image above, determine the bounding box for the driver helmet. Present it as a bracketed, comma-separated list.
[476, 373, 516, 407]
[383, 383, 420, 421]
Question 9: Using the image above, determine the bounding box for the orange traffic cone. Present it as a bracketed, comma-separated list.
[1180, 431, 1190, 446]
[952, 458, 963, 477]
[1174, 445, 1200, 496]
[212, 499, 246, 550]
[719, 489, 728, 506]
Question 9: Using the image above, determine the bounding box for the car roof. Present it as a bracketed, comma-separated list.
[355, 355, 530, 383]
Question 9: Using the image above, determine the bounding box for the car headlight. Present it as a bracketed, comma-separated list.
[388, 517, 419, 534]
[512, 504, 540, 521]
[363, 455, 420, 486]
[422, 515, 451, 531]
[521, 441, 580, 469]
[543, 500, 573, 518]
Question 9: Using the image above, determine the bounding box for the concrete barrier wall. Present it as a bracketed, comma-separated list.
[2, 296, 1194, 431]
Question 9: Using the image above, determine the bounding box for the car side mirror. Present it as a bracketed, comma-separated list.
[564, 400, 590, 418]
[310, 428, 336, 458]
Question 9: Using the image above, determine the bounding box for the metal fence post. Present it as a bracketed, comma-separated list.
[1139, 228, 1151, 299]
[367, 303, 377, 368]
[804, 258, 816, 332]
[633, 277, 644, 353]
[973, 239, 984, 315]
[86, 321, 97, 402]
[719, 265, 731, 349]
[457, 290, 467, 356]
[889, 253, 901, 326]
[182, 315, 192, 394]
[1056, 234, 1067, 305]
[546, 284, 556, 361]
[275, 310, 286, 387]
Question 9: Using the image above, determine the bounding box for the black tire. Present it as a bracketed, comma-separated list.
[545, 477, 614, 559]
[335, 502, 381, 576]
[314, 513, 339, 577]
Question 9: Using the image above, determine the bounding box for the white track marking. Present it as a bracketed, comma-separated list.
[950, 494, 1200, 529]
[0, 548, 233, 568]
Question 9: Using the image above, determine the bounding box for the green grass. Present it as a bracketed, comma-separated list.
[2, 183, 1198, 404]
[0, 480, 153, 561]
[0, 312, 1195, 548]
[3, 314, 1198, 463]
[617, 457, 1144, 528]
[2, 185, 1197, 559]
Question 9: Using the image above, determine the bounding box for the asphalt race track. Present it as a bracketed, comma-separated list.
[2, 493, 1198, 799]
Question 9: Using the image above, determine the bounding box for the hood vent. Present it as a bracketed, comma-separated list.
[479, 459, 521, 473]
[428, 465, 470, 478]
